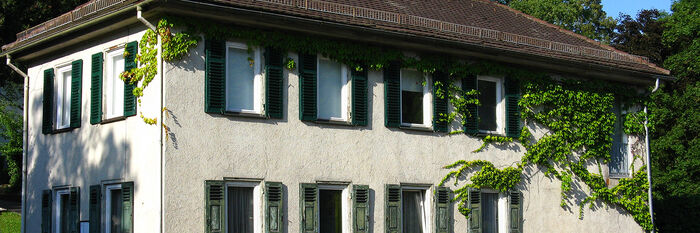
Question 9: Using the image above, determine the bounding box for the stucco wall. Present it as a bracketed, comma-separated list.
[25, 24, 161, 233]
[163, 40, 645, 233]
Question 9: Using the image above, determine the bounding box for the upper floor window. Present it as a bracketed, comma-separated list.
[317, 56, 349, 121]
[477, 76, 504, 134]
[609, 100, 629, 177]
[226, 42, 263, 114]
[54, 64, 73, 129]
[401, 69, 432, 128]
[105, 48, 125, 119]
[42, 60, 82, 134]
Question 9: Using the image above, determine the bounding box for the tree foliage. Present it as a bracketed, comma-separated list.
[505, 0, 617, 41]
[611, 9, 669, 65]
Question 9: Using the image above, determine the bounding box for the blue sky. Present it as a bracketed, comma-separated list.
[601, 0, 673, 19]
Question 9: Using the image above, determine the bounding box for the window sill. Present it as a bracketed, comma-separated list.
[100, 116, 127, 125]
[609, 173, 630, 179]
[400, 124, 433, 132]
[315, 118, 352, 126]
[222, 111, 267, 119]
[51, 127, 76, 134]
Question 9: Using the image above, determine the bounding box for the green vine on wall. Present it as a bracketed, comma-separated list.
[130, 17, 653, 231]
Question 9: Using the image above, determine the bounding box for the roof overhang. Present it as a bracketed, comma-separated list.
[2, 0, 673, 85]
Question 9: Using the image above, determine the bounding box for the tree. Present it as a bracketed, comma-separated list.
[505, 0, 617, 41]
[610, 9, 669, 65]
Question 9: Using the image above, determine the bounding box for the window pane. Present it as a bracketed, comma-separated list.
[60, 194, 70, 233]
[482, 193, 498, 233]
[108, 53, 124, 118]
[402, 70, 424, 124]
[478, 80, 497, 131]
[227, 187, 254, 233]
[610, 101, 628, 175]
[319, 190, 343, 233]
[402, 190, 424, 233]
[226, 47, 255, 111]
[110, 189, 123, 233]
[318, 59, 343, 119]
[62, 70, 71, 126]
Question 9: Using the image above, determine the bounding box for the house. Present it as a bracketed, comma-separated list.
[1, 0, 671, 233]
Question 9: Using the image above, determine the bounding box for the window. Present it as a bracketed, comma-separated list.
[298, 183, 359, 233]
[468, 189, 523, 233]
[104, 184, 122, 233]
[225, 182, 262, 233]
[319, 188, 344, 233]
[54, 65, 72, 129]
[401, 69, 431, 127]
[317, 57, 349, 121]
[100, 182, 134, 233]
[105, 48, 125, 119]
[609, 100, 629, 177]
[53, 189, 71, 233]
[477, 76, 504, 134]
[401, 188, 430, 233]
[225, 42, 262, 114]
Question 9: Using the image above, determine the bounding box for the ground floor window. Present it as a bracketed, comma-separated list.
[53, 189, 70, 233]
[319, 189, 344, 233]
[469, 189, 523, 233]
[226, 184, 259, 233]
[402, 189, 430, 233]
[105, 184, 122, 233]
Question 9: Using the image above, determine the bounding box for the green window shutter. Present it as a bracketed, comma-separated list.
[351, 68, 368, 126]
[89, 185, 101, 233]
[509, 191, 523, 233]
[505, 77, 521, 138]
[352, 185, 370, 233]
[90, 53, 103, 125]
[383, 62, 400, 128]
[70, 60, 83, 128]
[42, 68, 55, 134]
[124, 41, 138, 117]
[299, 183, 318, 233]
[468, 188, 482, 233]
[265, 48, 285, 119]
[41, 189, 52, 233]
[69, 187, 80, 233]
[298, 53, 317, 121]
[462, 75, 478, 135]
[205, 39, 226, 114]
[121, 182, 134, 233]
[433, 71, 449, 132]
[265, 181, 284, 233]
[205, 180, 225, 233]
[435, 187, 451, 233]
[384, 184, 401, 233]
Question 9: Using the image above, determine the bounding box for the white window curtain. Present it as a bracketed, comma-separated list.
[402, 190, 426, 233]
[226, 46, 256, 112]
[227, 187, 254, 233]
[317, 58, 345, 120]
[106, 50, 125, 119]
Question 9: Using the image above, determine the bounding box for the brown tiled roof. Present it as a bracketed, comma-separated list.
[2, 0, 670, 76]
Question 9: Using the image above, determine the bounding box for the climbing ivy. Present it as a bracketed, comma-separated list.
[130, 17, 653, 231]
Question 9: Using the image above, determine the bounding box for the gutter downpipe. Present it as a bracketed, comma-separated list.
[645, 78, 659, 233]
[137, 6, 164, 233]
[6, 55, 29, 233]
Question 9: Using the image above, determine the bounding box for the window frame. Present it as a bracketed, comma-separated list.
[103, 47, 126, 120]
[316, 184, 351, 233]
[400, 186, 433, 233]
[399, 69, 433, 128]
[54, 63, 73, 130]
[316, 56, 350, 122]
[224, 181, 263, 233]
[224, 41, 263, 115]
[476, 75, 505, 135]
[53, 189, 71, 233]
[103, 183, 121, 233]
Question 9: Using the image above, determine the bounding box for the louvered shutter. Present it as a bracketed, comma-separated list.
[90, 53, 103, 125]
[69, 187, 80, 233]
[351, 68, 368, 126]
[300, 183, 318, 233]
[265, 48, 284, 119]
[205, 180, 225, 233]
[298, 53, 317, 121]
[205, 39, 226, 114]
[124, 41, 138, 117]
[353, 185, 370, 233]
[70, 60, 82, 128]
[41, 189, 52, 233]
[433, 71, 449, 132]
[504, 77, 521, 138]
[89, 185, 101, 233]
[121, 182, 134, 233]
[385, 184, 401, 233]
[42, 69, 55, 134]
[435, 187, 451, 233]
[384, 62, 401, 128]
[468, 188, 482, 233]
[509, 191, 523, 233]
[462, 75, 478, 134]
[265, 182, 284, 233]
